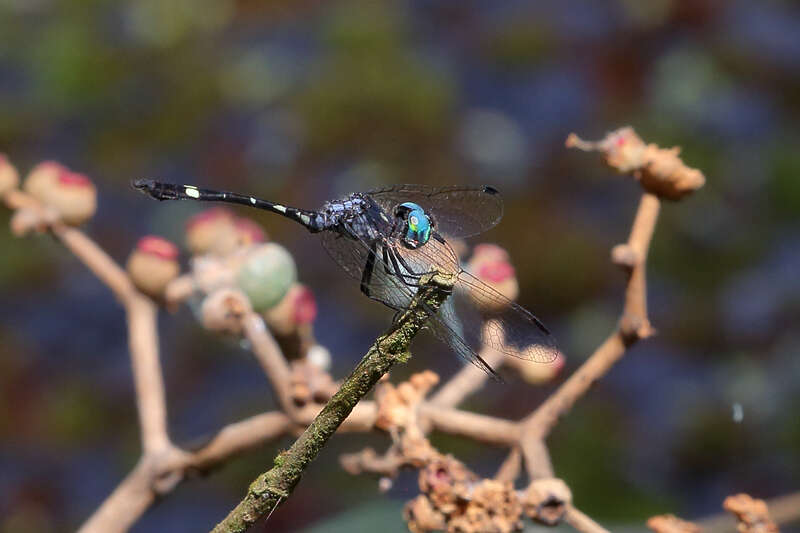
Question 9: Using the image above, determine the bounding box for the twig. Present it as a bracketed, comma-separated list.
[565, 505, 612, 533]
[210, 273, 456, 533]
[126, 295, 171, 454]
[494, 447, 522, 482]
[521, 193, 660, 441]
[241, 312, 297, 414]
[428, 344, 504, 407]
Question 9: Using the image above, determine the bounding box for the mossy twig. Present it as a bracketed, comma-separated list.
[210, 273, 455, 533]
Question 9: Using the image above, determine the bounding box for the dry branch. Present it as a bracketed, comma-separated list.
[211, 274, 456, 532]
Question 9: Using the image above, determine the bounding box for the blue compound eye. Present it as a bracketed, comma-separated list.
[399, 202, 431, 247]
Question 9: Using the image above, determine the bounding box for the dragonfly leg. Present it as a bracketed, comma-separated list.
[381, 244, 393, 275]
[392, 251, 428, 284]
[360, 241, 378, 298]
[387, 248, 420, 288]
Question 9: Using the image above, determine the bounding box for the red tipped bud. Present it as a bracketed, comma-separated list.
[234, 217, 267, 245]
[262, 283, 316, 335]
[185, 207, 238, 255]
[23, 161, 97, 225]
[126, 236, 180, 297]
[466, 244, 519, 310]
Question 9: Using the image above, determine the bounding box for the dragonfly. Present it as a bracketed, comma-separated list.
[133, 179, 558, 380]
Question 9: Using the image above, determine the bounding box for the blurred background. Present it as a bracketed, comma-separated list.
[1, 0, 799, 531]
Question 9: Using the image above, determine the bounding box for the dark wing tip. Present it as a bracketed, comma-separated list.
[482, 186, 500, 196]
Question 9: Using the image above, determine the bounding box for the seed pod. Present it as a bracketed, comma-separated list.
[0, 154, 19, 195]
[236, 243, 297, 312]
[24, 161, 97, 225]
[126, 236, 181, 297]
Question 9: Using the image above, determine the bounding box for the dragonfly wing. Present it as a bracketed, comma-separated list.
[320, 228, 413, 311]
[367, 184, 503, 239]
[452, 270, 559, 363]
[319, 224, 503, 379]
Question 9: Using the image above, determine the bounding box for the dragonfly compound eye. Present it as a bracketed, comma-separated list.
[398, 202, 431, 247]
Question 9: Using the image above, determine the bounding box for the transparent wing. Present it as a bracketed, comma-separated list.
[366, 184, 503, 239]
[319, 223, 557, 376]
[452, 271, 558, 363]
[319, 223, 502, 379]
[320, 229, 413, 311]
[396, 235, 558, 364]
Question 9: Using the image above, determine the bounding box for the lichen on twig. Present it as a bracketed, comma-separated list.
[210, 273, 455, 533]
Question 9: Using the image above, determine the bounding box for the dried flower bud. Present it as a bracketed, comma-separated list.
[200, 288, 252, 334]
[522, 478, 572, 525]
[404, 495, 446, 533]
[722, 494, 778, 533]
[419, 456, 477, 515]
[236, 243, 297, 312]
[448, 479, 522, 533]
[185, 207, 239, 255]
[567, 127, 705, 200]
[465, 243, 519, 310]
[24, 161, 97, 225]
[0, 154, 20, 195]
[262, 284, 317, 336]
[126, 236, 180, 297]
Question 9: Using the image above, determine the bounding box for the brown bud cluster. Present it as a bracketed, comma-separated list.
[406, 457, 524, 533]
[375, 370, 439, 433]
[566, 127, 705, 200]
[723, 494, 779, 533]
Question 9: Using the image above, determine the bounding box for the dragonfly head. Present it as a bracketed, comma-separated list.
[396, 202, 432, 249]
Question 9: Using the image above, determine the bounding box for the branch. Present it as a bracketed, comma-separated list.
[521, 192, 660, 441]
[210, 273, 455, 533]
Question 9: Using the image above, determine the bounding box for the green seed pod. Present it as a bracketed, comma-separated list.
[236, 243, 297, 312]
